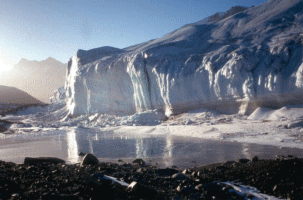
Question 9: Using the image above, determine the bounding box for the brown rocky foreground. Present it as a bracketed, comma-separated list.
[0, 155, 302, 200]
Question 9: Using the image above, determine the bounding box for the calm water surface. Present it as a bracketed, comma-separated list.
[1, 127, 303, 168]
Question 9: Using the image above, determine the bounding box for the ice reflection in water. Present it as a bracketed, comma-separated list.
[64, 128, 175, 165]
[163, 134, 173, 167]
[1, 127, 303, 168]
[62, 128, 303, 168]
[66, 130, 79, 163]
[136, 138, 145, 158]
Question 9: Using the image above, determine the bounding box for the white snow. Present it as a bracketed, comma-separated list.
[0, 2, 302, 199]
[2, 102, 303, 150]
[50, 86, 66, 103]
[221, 182, 282, 200]
[60, 0, 303, 118]
[2, 0, 303, 149]
[1, 0, 303, 150]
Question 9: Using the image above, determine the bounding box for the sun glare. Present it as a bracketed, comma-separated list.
[0, 58, 13, 72]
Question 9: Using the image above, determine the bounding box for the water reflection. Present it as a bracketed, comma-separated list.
[62, 128, 303, 168]
[64, 128, 175, 165]
[2, 127, 303, 168]
[163, 134, 173, 167]
[136, 138, 145, 158]
[66, 130, 79, 163]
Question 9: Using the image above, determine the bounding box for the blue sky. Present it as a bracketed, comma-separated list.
[0, 0, 267, 69]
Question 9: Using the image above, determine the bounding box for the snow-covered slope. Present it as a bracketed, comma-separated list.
[64, 0, 303, 117]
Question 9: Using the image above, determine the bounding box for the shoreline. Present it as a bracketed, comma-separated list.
[0, 155, 302, 199]
[1, 130, 303, 169]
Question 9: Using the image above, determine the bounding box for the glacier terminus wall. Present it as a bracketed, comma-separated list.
[64, 0, 303, 117]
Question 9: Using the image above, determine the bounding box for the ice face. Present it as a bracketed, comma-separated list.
[63, 0, 303, 117]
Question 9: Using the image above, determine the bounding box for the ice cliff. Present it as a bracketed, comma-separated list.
[64, 0, 303, 117]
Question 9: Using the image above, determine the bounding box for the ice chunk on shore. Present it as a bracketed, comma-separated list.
[248, 105, 303, 121]
[222, 182, 282, 200]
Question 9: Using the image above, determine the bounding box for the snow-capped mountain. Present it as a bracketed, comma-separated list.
[0, 57, 66, 103]
[63, 0, 303, 117]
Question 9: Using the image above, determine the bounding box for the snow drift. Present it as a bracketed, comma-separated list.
[64, 0, 303, 117]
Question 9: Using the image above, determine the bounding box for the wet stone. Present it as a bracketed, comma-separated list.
[81, 154, 99, 166]
[132, 158, 145, 166]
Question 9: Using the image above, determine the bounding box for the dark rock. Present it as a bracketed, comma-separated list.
[132, 158, 145, 166]
[238, 158, 250, 164]
[172, 195, 182, 200]
[0, 120, 13, 133]
[78, 152, 86, 156]
[81, 154, 99, 166]
[223, 160, 236, 166]
[92, 173, 104, 182]
[171, 173, 188, 180]
[1, 155, 303, 199]
[155, 168, 179, 176]
[24, 157, 65, 165]
[127, 181, 157, 199]
[252, 156, 259, 162]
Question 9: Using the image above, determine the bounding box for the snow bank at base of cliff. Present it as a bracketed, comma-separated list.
[63, 0, 303, 117]
[2, 100, 303, 149]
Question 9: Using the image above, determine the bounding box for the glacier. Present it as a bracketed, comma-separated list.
[62, 0, 303, 117]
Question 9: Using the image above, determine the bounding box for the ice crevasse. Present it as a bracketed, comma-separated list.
[63, 0, 303, 117]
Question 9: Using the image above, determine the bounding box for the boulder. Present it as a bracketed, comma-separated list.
[252, 156, 259, 162]
[81, 153, 99, 166]
[132, 158, 145, 166]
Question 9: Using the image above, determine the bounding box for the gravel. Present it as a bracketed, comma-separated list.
[0, 155, 302, 199]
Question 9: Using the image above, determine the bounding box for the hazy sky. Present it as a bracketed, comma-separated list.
[0, 0, 267, 70]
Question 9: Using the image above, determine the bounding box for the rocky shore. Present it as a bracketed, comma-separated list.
[0, 155, 302, 200]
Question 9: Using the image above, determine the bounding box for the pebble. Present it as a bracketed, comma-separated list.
[0, 156, 301, 199]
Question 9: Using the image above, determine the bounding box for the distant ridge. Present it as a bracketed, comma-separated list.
[198, 6, 249, 24]
[0, 85, 43, 105]
[0, 57, 67, 103]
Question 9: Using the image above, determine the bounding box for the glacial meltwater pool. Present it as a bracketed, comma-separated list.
[1, 127, 303, 168]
